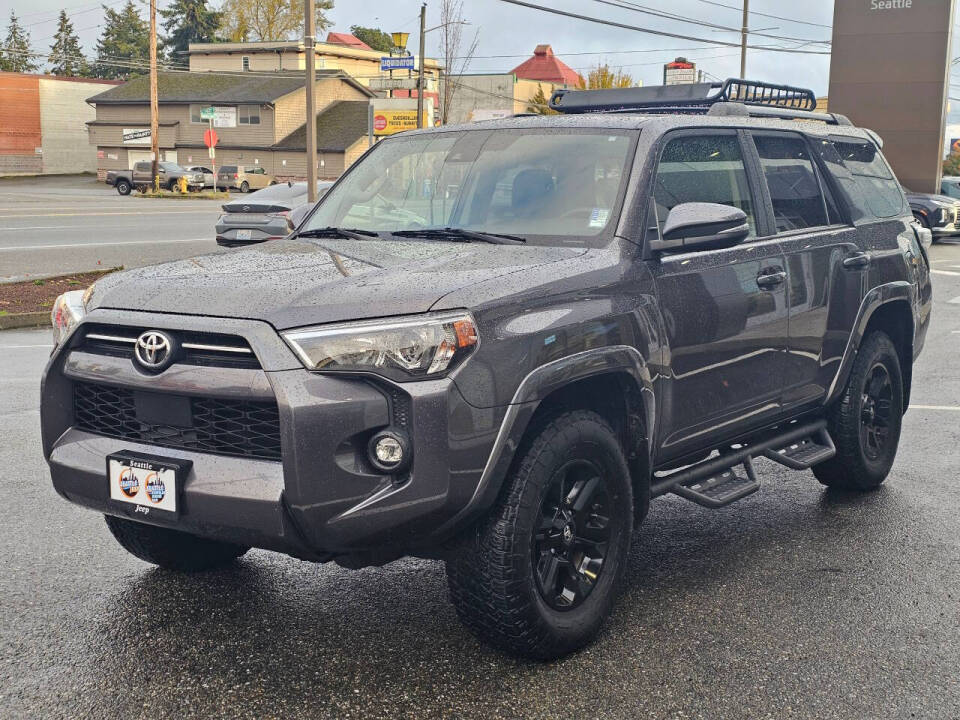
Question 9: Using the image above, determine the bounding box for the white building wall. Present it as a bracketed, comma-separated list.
[38, 77, 100, 174]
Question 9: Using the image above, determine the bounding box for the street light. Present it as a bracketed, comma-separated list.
[391, 32, 410, 54]
[416, 17, 470, 128]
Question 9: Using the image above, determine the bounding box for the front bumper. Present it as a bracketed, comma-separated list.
[41, 310, 503, 559]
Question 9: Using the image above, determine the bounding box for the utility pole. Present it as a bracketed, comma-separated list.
[739, 0, 749, 80]
[149, 0, 159, 189]
[417, 3, 426, 129]
[304, 0, 318, 203]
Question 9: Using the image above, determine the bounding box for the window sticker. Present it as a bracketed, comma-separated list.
[589, 208, 610, 228]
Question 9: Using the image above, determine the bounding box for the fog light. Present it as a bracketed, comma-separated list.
[367, 430, 412, 473]
[375, 436, 403, 465]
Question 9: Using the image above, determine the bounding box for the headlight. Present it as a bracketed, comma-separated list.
[50, 288, 89, 347]
[282, 311, 479, 380]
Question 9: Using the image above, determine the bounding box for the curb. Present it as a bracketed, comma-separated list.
[0, 312, 50, 330]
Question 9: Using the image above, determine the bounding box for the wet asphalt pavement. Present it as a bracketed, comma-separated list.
[2, 245, 960, 719]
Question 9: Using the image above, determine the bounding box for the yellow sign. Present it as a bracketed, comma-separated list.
[373, 109, 428, 136]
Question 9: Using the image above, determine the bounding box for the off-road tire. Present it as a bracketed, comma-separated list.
[167, 179, 178, 191]
[813, 330, 904, 491]
[115, 179, 132, 196]
[240, 181, 250, 193]
[104, 515, 248, 571]
[446, 410, 634, 659]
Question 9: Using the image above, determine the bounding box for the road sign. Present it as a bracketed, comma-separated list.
[381, 55, 415, 71]
[200, 107, 216, 120]
[203, 129, 218, 148]
[369, 77, 436, 92]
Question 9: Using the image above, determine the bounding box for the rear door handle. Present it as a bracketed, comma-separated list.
[842, 252, 871, 269]
[756, 271, 786, 289]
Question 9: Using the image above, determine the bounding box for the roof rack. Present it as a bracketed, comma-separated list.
[547, 78, 850, 124]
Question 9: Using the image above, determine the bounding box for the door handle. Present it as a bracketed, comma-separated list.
[756, 270, 786, 289]
[842, 252, 871, 269]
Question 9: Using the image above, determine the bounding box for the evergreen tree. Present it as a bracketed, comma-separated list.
[94, 1, 150, 79]
[526, 84, 558, 115]
[0, 11, 39, 73]
[48, 11, 90, 77]
[349, 26, 395, 53]
[160, 0, 221, 62]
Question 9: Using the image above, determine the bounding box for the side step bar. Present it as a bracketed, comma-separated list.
[650, 420, 834, 509]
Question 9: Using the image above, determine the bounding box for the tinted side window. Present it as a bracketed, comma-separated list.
[813, 138, 866, 223]
[753, 134, 828, 232]
[654, 134, 756, 237]
[942, 180, 960, 199]
[832, 138, 904, 218]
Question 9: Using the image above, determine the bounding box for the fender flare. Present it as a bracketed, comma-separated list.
[824, 280, 914, 406]
[436, 345, 655, 536]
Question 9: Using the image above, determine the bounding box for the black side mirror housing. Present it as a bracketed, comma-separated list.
[288, 202, 314, 230]
[650, 202, 750, 254]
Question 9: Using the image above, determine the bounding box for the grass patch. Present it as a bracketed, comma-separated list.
[137, 190, 230, 200]
[0, 268, 122, 315]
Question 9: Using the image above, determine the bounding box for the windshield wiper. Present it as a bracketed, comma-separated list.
[391, 227, 526, 245]
[295, 226, 380, 241]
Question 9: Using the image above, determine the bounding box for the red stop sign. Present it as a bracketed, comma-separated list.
[373, 114, 387, 132]
[203, 129, 219, 148]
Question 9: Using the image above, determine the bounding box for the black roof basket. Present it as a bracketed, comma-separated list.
[549, 78, 820, 116]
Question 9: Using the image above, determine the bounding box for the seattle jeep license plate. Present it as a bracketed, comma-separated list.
[107, 451, 191, 520]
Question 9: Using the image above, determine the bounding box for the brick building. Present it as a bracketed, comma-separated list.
[86, 71, 373, 181]
[0, 72, 121, 176]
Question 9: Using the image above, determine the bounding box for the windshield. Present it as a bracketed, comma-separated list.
[303, 128, 636, 245]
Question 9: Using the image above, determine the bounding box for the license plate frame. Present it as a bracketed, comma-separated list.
[236, 228, 253, 241]
[106, 450, 192, 521]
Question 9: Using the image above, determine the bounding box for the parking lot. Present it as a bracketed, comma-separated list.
[1, 178, 959, 718]
[0, 176, 226, 281]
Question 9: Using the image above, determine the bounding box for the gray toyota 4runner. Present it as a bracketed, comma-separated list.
[42, 80, 932, 659]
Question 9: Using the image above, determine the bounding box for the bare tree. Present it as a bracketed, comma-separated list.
[439, 0, 479, 125]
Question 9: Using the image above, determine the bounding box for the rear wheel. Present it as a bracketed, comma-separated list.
[813, 331, 904, 491]
[446, 410, 633, 659]
[240, 181, 250, 193]
[167, 179, 178, 191]
[104, 515, 248, 571]
[115, 179, 131, 196]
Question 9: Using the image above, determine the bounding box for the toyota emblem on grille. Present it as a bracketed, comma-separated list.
[134, 330, 175, 371]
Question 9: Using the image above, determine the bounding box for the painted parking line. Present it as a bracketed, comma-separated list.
[0, 237, 209, 251]
[0, 210, 218, 219]
[931, 269, 960, 276]
[911, 405, 960, 411]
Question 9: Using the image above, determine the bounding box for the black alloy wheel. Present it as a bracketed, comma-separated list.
[860, 362, 893, 462]
[533, 459, 613, 610]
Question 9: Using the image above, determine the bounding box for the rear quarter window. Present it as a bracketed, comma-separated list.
[830, 138, 904, 219]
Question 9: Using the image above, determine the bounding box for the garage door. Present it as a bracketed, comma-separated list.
[127, 150, 178, 169]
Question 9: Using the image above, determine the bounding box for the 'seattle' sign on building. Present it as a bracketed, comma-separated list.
[828, 0, 955, 193]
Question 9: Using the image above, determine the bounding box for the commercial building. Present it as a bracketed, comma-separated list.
[509, 45, 582, 86]
[0, 71, 120, 176]
[86, 71, 373, 181]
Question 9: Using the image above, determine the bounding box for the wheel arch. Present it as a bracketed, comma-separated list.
[826, 282, 915, 411]
[438, 346, 656, 536]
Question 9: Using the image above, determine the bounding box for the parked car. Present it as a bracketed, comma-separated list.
[905, 189, 960, 240]
[215, 181, 334, 247]
[185, 165, 215, 189]
[940, 175, 960, 199]
[216, 165, 276, 193]
[43, 80, 931, 660]
[106, 161, 205, 195]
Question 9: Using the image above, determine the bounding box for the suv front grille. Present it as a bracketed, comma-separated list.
[73, 382, 282, 460]
[77, 325, 261, 370]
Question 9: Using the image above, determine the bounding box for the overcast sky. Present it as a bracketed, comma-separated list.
[8, 0, 835, 89]
[5, 0, 959, 105]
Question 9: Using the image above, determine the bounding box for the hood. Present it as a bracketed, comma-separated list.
[906, 191, 960, 205]
[89, 237, 587, 329]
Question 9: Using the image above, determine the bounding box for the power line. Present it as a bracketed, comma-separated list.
[588, 0, 831, 47]
[689, 0, 833, 30]
[490, 0, 831, 55]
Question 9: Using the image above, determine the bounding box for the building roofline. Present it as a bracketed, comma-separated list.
[187, 40, 441, 68]
[0, 70, 122, 85]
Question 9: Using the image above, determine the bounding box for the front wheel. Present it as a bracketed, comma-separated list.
[104, 515, 248, 571]
[813, 331, 904, 491]
[446, 410, 634, 659]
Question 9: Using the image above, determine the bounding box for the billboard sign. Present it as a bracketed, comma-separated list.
[212, 106, 237, 128]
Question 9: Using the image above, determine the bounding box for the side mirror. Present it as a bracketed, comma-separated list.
[288, 202, 314, 230]
[650, 202, 750, 254]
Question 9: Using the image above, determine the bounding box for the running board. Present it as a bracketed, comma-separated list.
[650, 420, 831, 509]
[672, 458, 760, 508]
[762, 427, 836, 470]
